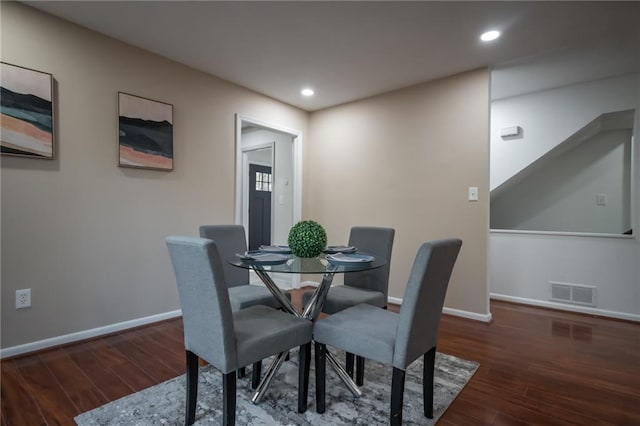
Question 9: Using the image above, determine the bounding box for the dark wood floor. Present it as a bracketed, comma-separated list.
[2, 290, 639, 425]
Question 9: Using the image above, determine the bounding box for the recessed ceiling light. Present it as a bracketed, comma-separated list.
[301, 88, 314, 96]
[480, 30, 500, 42]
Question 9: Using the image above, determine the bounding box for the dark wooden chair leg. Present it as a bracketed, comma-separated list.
[355, 356, 365, 386]
[298, 343, 311, 413]
[237, 367, 246, 379]
[185, 351, 198, 425]
[315, 342, 326, 414]
[251, 361, 262, 389]
[390, 367, 406, 426]
[345, 352, 355, 378]
[222, 371, 236, 426]
[424, 347, 436, 419]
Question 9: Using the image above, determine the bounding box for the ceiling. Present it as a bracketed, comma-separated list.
[25, 1, 640, 111]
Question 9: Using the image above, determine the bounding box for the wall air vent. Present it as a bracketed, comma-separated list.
[550, 282, 596, 307]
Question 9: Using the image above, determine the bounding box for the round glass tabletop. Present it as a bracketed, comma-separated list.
[228, 252, 386, 274]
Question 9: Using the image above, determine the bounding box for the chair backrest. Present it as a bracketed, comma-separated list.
[392, 238, 462, 370]
[166, 236, 237, 373]
[345, 226, 395, 301]
[199, 225, 249, 288]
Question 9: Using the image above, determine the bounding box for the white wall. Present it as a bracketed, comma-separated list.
[490, 232, 639, 318]
[246, 148, 272, 166]
[241, 129, 294, 245]
[491, 73, 639, 190]
[489, 72, 640, 319]
[0, 3, 308, 350]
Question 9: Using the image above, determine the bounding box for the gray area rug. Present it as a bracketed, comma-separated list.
[75, 351, 478, 425]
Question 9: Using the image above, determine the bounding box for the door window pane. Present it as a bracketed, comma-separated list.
[255, 171, 272, 192]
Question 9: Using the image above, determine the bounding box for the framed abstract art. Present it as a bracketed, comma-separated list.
[118, 92, 173, 171]
[1, 62, 54, 159]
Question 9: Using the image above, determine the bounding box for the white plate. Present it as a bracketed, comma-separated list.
[326, 253, 375, 265]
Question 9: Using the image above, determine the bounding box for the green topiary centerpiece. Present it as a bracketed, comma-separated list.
[287, 220, 327, 258]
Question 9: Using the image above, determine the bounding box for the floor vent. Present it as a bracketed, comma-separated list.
[550, 282, 596, 307]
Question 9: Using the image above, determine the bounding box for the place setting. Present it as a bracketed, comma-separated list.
[234, 244, 292, 266]
[235, 251, 290, 265]
[235, 243, 376, 267]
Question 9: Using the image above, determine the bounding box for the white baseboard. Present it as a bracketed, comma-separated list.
[490, 293, 640, 322]
[442, 306, 493, 322]
[387, 296, 403, 305]
[389, 296, 492, 322]
[0, 309, 183, 359]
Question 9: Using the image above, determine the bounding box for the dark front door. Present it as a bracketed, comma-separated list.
[248, 164, 272, 250]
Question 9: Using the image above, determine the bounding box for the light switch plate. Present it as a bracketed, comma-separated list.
[468, 187, 478, 201]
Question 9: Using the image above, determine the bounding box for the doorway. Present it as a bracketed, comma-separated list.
[235, 114, 303, 288]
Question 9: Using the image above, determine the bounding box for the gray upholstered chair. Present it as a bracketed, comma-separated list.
[312, 238, 462, 426]
[166, 236, 313, 426]
[302, 226, 395, 384]
[199, 225, 293, 379]
[199, 224, 291, 311]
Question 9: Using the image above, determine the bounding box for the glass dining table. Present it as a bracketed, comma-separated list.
[229, 251, 386, 403]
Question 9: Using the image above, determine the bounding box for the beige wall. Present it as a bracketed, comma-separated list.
[1, 3, 491, 351]
[306, 69, 490, 315]
[0, 3, 308, 348]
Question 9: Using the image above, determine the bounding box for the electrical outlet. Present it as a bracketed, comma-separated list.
[16, 289, 31, 309]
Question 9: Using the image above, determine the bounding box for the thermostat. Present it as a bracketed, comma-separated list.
[500, 126, 521, 138]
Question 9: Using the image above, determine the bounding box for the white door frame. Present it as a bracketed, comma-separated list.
[235, 114, 303, 288]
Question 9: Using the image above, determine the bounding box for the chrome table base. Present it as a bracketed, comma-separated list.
[251, 264, 362, 402]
